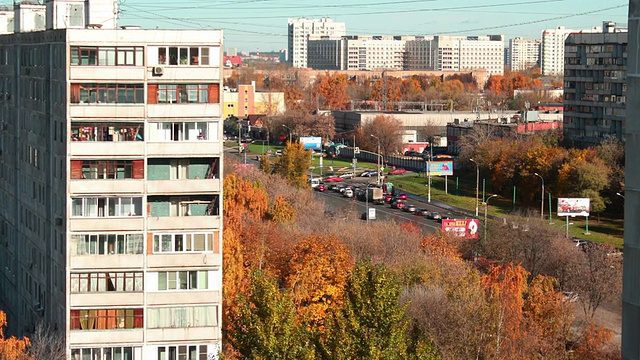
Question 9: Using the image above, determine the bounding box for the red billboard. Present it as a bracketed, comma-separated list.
[441, 219, 480, 238]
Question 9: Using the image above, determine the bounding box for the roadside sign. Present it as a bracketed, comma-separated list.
[441, 219, 479, 238]
[352, 158, 357, 167]
[319, 156, 323, 168]
[354, 147, 360, 154]
[368, 208, 376, 220]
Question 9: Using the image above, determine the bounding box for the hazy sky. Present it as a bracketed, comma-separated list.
[6, 0, 630, 52]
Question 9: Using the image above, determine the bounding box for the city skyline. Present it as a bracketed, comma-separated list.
[25, 0, 628, 52]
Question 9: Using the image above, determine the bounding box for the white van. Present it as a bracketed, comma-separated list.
[309, 178, 321, 188]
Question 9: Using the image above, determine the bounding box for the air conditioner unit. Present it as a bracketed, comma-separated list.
[153, 66, 164, 75]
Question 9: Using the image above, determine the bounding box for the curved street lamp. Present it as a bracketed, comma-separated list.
[470, 158, 479, 217]
[534, 173, 544, 220]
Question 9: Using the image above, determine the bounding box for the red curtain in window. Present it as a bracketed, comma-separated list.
[147, 84, 158, 104]
[134, 308, 144, 328]
[132, 160, 144, 179]
[208, 83, 220, 103]
[70, 310, 80, 329]
[70, 84, 81, 103]
[70, 160, 83, 179]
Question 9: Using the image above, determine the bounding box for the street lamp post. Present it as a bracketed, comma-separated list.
[470, 158, 479, 217]
[484, 194, 498, 242]
[534, 173, 544, 220]
[616, 192, 625, 200]
[282, 124, 292, 144]
[371, 134, 382, 186]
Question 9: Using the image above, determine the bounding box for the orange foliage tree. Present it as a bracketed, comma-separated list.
[574, 323, 618, 360]
[267, 195, 297, 224]
[312, 72, 350, 110]
[285, 235, 352, 324]
[371, 76, 402, 108]
[223, 173, 269, 233]
[0, 311, 32, 360]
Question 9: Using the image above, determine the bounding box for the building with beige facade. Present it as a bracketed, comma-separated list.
[223, 82, 285, 118]
[509, 37, 540, 71]
[288, 17, 346, 68]
[0, 0, 224, 358]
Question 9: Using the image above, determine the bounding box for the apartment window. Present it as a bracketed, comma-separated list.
[157, 271, 208, 290]
[147, 306, 217, 328]
[71, 83, 145, 104]
[70, 122, 144, 142]
[148, 84, 220, 104]
[70, 46, 144, 66]
[70, 160, 143, 180]
[147, 121, 218, 142]
[155, 46, 211, 66]
[70, 309, 143, 330]
[153, 233, 215, 253]
[71, 233, 144, 255]
[71, 197, 143, 217]
[156, 345, 209, 360]
[71, 272, 143, 292]
[71, 347, 138, 360]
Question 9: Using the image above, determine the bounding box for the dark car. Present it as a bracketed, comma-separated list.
[403, 204, 417, 213]
[438, 214, 453, 223]
[384, 194, 394, 203]
[415, 208, 430, 216]
[428, 211, 442, 220]
[391, 200, 406, 209]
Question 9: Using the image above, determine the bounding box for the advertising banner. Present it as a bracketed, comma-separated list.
[557, 198, 590, 216]
[425, 160, 454, 176]
[441, 219, 480, 238]
[299, 136, 322, 150]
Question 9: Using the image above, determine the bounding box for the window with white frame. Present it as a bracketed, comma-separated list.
[156, 271, 208, 290]
[152, 233, 214, 253]
[71, 197, 143, 217]
[147, 121, 218, 142]
[71, 346, 139, 360]
[147, 306, 218, 328]
[71, 272, 143, 292]
[71, 233, 144, 255]
[156, 345, 210, 360]
[152, 46, 214, 66]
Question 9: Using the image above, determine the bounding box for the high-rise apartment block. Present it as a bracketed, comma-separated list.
[0, 0, 224, 358]
[404, 35, 504, 75]
[563, 22, 627, 146]
[541, 26, 577, 75]
[308, 35, 409, 71]
[287, 17, 346, 68]
[509, 37, 540, 71]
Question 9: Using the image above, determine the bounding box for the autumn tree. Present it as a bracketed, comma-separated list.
[284, 235, 352, 325]
[267, 195, 297, 224]
[223, 173, 269, 232]
[371, 75, 402, 108]
[228, 270, 316, 360]
[313, 72, 350, 110]
[556, 148, 610, 213]
[318, 259, 410, 360]
[574, 323, 619, 360]
[355, 114, 403, 156]
[0, 311, 32, 360]
[272, 141, 313, 188]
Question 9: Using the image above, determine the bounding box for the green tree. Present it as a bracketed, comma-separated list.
[318, 260, 410, 360]
[272, 141, 313, 188]
[228, 270, 316, 360]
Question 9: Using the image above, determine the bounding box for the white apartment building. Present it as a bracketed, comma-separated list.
[541, 26, 577, 75]
[405, 35, 504, 75]
[0, 1, 224, 359]
[287, 17, 346, 68]
[307, 35, 408, 71]
[509, 37, 540, 71]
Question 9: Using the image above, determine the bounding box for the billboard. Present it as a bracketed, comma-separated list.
[425, 160, 454, 176]
[299, 136, 322, 150]
[557, 198, 590, 216]
[441, 219, 480, 238]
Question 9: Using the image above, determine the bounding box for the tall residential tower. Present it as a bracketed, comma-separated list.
[287, 17, 346, 68]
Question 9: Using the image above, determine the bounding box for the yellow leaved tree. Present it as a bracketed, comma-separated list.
[0, 311, 32, 360]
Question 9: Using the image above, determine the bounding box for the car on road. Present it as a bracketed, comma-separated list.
[360, 170, 379, 177]
[324, 176, 344, 183]
[428, 211, 442, 220]
[391, 200, 406, 210]
[343, 188, 354, 198]
[315, 184, 326, 192]
[388, 168, 407, 175]
[403, 204, 417, 213]
[334, 184, 347, 193]
[415, 208, 430, 216]
[438, 214, 453, 223]
[339, 171, 355, 179]
[395, 193, 409, 200]
[275, 150, 283, 156]
[384, 194, 394, 203]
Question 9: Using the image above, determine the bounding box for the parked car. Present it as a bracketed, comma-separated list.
[340, 171, 355, 179]
[388, 168, 407, 175]
[403, 204, 417, 213]
[315, 184, 326, 192]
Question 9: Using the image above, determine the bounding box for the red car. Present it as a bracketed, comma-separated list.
[388, 168, 407, 175]
[324, 176, 344, 183]
[396, 193, 409, 200]
[315, 184, 326, 192]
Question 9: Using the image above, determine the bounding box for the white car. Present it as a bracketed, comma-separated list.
[343, 188, 354, 198]
[340, 172, 355, 179]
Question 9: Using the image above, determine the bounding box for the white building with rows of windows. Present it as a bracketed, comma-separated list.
[0, 0, 224, 359]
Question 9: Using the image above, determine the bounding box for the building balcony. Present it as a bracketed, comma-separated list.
[69, 329, 144, 346]
[70, 67, 147, 81]
[69, 254, 144, 270]
[149, 67, 221, 83]
[146, 291, 221, 306]
[69, 292, 144, 307]
[146, 327, 219, 343]
[70, 179, 144, 195]
[147, 103, 221, 119]
[147, 253, 221, 269]
[70, 141, 145, 157]
[146, 178, 221, 195]
[69, 104, 145, 119]
[69, 217, 144, 232]
[146, 142, 222, 157]
[146, 216, 221, 232]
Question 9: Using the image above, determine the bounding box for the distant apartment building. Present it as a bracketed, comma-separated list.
[287, 17, 346, 68]
[0, 0, 224, 358]
[308, 35, 408, 71]
[224, 82, 285, 118]
[563, 22, 627, 146]
[509, 37, 540, 71]
[541, 26, 577, 75]
[404, 35, 504, 75]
